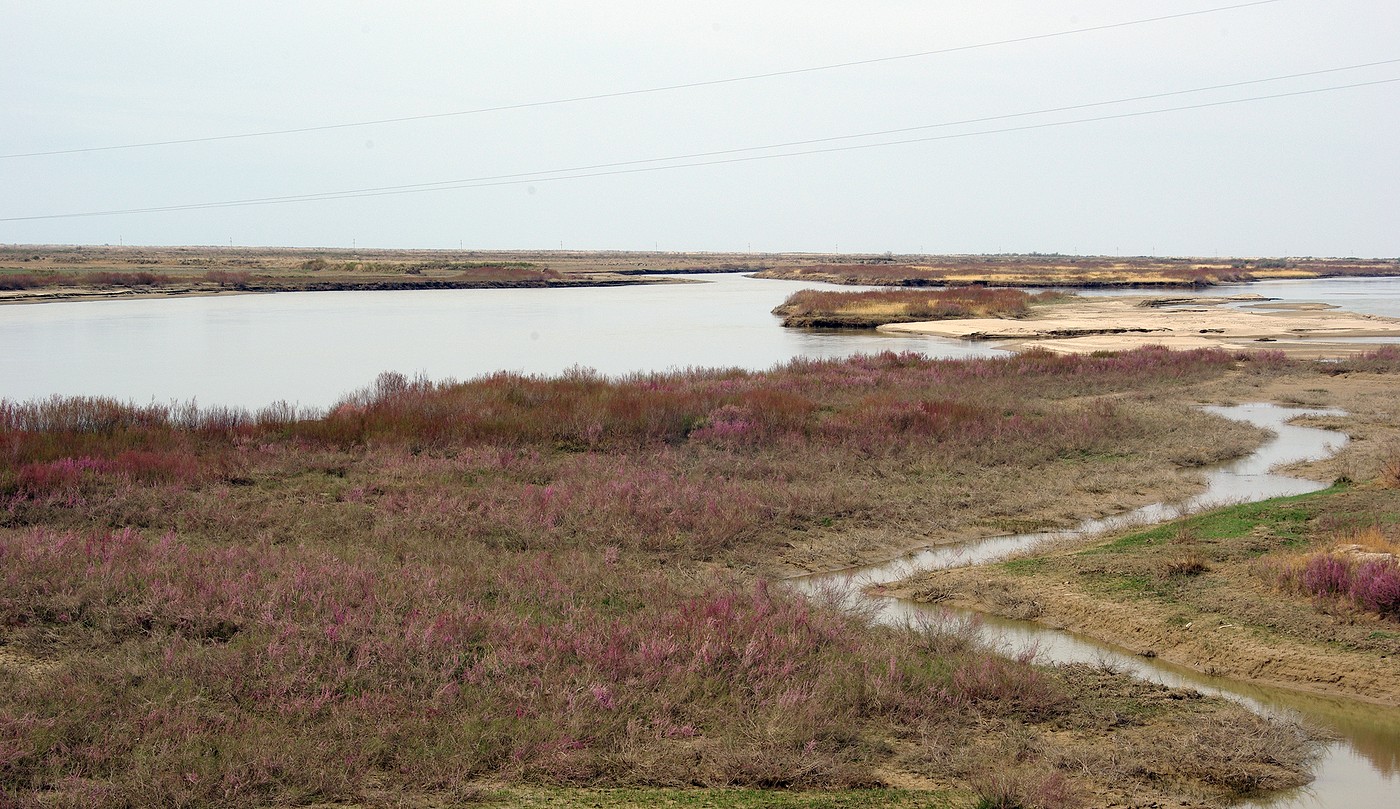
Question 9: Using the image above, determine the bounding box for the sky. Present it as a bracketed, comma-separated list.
[2, 0, 1397, 257]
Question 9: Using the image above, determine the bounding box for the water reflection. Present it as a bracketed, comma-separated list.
[0, 273, 1001, 409]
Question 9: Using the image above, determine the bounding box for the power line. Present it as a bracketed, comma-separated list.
[84, 58, 1390, 205]
[0, 0, 1285, 160]
[5, 73, 1393, 223]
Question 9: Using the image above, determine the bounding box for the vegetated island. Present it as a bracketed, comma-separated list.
[771, 287, 1067, 328]
[13, 347, 1400, 807]
[7, 245, 1400, 304]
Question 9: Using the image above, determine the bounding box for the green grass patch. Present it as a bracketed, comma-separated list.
[1084, 573, 1167, 598]
[1083, 484, 1346, 556]
[1000, 558, 1048, 576]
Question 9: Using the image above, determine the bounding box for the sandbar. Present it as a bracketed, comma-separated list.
[879, 295, 1400, 357]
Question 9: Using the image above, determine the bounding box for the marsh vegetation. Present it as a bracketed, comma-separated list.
[0, 348, 1350, 807]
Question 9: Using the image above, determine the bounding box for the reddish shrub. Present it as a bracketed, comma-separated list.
[1299, 554, 1350, 597]
[87, 271, 173, 287]
[1266, 549, 1400, 620]
[1352, 560, 1400, 617]
[204, 270, 252, 288]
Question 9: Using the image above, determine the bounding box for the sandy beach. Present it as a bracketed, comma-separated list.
[878, 294, 1400, 356]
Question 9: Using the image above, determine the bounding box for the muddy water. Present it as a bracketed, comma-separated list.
[791, 404, 1400, 807]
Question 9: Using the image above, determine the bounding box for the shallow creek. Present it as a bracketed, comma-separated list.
[789, 404, 1399, 807]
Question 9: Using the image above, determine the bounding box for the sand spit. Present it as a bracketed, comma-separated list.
[878, 295, 1400, 356]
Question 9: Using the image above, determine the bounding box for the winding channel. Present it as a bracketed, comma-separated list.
[790, 404, 1399, 807]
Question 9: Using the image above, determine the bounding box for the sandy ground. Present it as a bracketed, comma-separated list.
[879, 295, 1400, 357]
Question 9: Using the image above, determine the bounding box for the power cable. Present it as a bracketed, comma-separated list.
[0, 0, 1285, 160]
[85, 58, 1389, 204]
[4, 73, 1393, 223]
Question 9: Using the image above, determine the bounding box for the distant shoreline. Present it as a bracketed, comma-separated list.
[0, 275, 680, 306]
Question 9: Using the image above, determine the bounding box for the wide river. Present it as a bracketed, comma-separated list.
[4, 271, 1400, 806]
[0, 273, 999, 409]
[5, 273, 1399, 410]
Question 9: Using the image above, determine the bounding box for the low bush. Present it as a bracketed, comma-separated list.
[1260, 529, 1400, 619]
[86, 271, 173, 287]
[204, 270, 252, 288]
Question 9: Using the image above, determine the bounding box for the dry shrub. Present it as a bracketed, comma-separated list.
[1163, 553, 1209, 578]
[86, 271, 173, 287]
[1335, 525, 1400, 555]
[971, 766, 1080, 809]
[0, 526, 1080, 804]
[204, 270, 252, 288]
[1380, 446, 1400, 490]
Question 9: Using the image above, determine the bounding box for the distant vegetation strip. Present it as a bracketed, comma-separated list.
[0, 262, 657, 297]
[756, 256, 1400, 289]
[772, 287, 1066, 328]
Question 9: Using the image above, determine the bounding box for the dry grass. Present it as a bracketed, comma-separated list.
[771, 288, 1066, 328]
[0, 349, 1335, 807]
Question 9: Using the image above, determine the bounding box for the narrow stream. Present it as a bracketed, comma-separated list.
[790, 404, 1400, 807]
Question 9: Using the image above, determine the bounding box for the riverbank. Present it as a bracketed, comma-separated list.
[878, 294, 1400, 357]
[0, 274, 676, 305]
[771, 287, 1061, 329]
[885, 367, 1400, 708]
[893, 485, 1400, 707]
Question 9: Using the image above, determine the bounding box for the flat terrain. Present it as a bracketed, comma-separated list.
[7, 348, 1381, 808]
[879, 294, 1400, 358]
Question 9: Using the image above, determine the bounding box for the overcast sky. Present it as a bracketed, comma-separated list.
[2, 1, 1397, 257]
